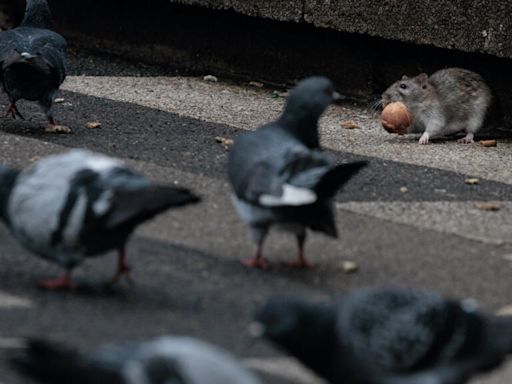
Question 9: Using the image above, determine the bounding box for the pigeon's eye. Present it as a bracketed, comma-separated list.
[400, 83, 408, 90]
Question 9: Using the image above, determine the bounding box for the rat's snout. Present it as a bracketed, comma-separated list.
[381, 92, 392, 107]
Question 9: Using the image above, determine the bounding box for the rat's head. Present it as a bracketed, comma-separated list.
[382, 73, 434, 107]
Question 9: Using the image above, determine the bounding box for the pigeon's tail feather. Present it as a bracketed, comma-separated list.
[314, 160, 367, 198]
[106, 185, 200, 229]
[9, 339, 124, 384]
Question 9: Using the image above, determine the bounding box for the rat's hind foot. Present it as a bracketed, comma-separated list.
[458, 133, 474, 144]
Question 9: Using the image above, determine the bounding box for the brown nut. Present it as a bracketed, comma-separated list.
[381, 102, 412, 135]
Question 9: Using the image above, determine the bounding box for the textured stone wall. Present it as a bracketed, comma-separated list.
[170, 0, 512, 59]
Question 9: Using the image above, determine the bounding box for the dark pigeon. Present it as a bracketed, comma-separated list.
[10, 336, 262, 384]
[253, 287, 512, 384]
[0, 0, 67, 127]
[228, 76, 367, 268]
[0, 149, 200, 289]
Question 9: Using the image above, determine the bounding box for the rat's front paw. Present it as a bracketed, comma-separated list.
[418, 132, 430, 145]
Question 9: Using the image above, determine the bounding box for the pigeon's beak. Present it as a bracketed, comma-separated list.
[248, 322, 266, 338]
[332, 91, 344, 102]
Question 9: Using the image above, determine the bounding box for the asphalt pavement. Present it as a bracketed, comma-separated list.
[0, 49, 512, 384]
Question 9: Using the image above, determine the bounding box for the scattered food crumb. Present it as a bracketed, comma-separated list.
[54, 97, 65, 103]
[215, 136, 234, 150]
[341, 261, 358, 274]
[44, 125, 72, 134]
[474, 202, 501, 211]
[479, 139, 497, 147]
[464, 178, 480, 185]
[340, 120, 360, 130]
[29, 156, 41, 163]
[271, 90, 288, 99]
[249, 81, 264, 88]
[86, 121, 102, 129]
[400, 187, 408, 193]
[203, 75, 218, 82]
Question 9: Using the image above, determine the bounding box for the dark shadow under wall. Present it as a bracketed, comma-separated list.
[10, 0, 512, 126]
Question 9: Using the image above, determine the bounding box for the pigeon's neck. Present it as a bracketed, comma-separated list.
[21, 0, 54, 29]
[0, 167, 19, 224]
[278, 108, 320, 149]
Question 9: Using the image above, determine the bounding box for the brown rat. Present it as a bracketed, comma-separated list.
[382, 68, 494, 144]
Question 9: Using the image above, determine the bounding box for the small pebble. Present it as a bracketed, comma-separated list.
[464, 178, 480, 185]
[341, 261, 359, 274]
[340, 120, 360, 130]
[474, 202, 501, 211]
[203, 75, 218, 82]
[86, 121, 102, 129]
[249, 81, 264, 88]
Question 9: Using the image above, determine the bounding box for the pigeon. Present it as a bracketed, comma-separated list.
[227, 76, 367, 268]
[0, 0, 67, 128]
[253, 286, 512, 384]
[10, 336, 262, 384]
[0, 149, 200, 289]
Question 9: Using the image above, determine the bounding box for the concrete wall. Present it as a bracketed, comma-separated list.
[172, 0, 512, 59]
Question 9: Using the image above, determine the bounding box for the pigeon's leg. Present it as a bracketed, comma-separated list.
[111, 246, 134, 284]
[4, 102, 24, 120]
[38, 270, 75, 290]
[287, 233, 315, 269]
[242, 227, 269, 268]
[39, 96, 71, 133]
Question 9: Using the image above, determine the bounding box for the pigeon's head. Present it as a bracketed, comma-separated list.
[0, 165, 19, 222]
[251, 297, 335, 356]
[280, 77, 339, 147]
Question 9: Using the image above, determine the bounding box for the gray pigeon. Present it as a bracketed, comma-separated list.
[10, 336, 262, 384]
[0, 0, 66, 127]
[228, 76, 367, 268]
[253, 287, 512, 384]
[0, 149, 199, 289]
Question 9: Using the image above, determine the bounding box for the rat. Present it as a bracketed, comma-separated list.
[381, 68, 498, 144]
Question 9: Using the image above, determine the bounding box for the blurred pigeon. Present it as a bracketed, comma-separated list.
[253, 287, 512, 384]
[228, 76, 367, 268]
[10, 336, 262, 384]
[0, 149, 199, 289]
[0, 0, 67, 128]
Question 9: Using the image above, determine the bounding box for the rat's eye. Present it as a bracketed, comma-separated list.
[400, 83, 408, 89]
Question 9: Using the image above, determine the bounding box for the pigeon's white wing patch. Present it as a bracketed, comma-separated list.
[259, 184, 317, 207]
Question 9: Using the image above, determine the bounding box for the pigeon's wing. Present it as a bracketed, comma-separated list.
[9, 339, 126, 384]
[63, 167, 199, 235]
[336, 288, 484, 374]
[229, 130, 331, 207]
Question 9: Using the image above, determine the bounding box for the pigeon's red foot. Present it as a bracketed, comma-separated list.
[286, 259, 316, 269]
[242, 257, 269, 269]
[4, 103, 24, 120]
[38, 272, 74, 290]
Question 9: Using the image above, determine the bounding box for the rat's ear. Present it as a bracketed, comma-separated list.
[401, 75, 409, 80]
[415, 73, 429, 84]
